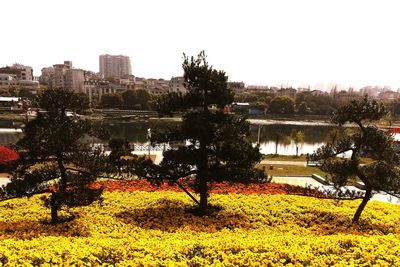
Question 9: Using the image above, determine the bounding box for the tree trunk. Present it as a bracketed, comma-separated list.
[352, 188, 372, 224]
[50, 196, 59, 224]
[296, 146, 299, 157]
[57, 156, 68, 192]
[275, 136, 279, 155]
[198, 177, 208, 215]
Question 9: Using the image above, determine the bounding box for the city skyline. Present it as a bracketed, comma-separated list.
[1, 0, 399, 89]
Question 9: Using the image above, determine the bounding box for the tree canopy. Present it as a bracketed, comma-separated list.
[148, 51, 264, 214]
[122, 89, 152, 110]
[311, 96, 400, 223]
[268, 96, 295, 114]
[101, 93, 123, 109]
[1, 89, 111, 223]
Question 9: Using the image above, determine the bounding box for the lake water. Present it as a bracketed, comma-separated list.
[0, 118, 339, 156]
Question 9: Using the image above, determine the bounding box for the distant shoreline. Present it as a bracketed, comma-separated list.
[1, 112, 399, 127]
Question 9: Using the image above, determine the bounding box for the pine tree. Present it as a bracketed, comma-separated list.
[149, 51, 264, 215]
[312, 96, 400, 223]
[1, 89, 110, 223]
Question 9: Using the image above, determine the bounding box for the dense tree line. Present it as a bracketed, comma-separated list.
[234, 90, 340, 115]
[100, 89, 153, 110]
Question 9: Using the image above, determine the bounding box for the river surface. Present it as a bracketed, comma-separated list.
[0, 118, 342, 156]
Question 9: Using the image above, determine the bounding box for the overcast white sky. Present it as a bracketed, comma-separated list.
[1, 0, 399, 89]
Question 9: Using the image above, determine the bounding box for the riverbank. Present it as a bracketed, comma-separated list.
[3, 111, 400, 128]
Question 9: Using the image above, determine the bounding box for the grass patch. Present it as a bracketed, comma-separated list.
[258, 163, 328, 177]
[263, 154, 308, 161]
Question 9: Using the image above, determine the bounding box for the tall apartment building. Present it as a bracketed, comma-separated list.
[99, 54, 132, 79]
[65, 69, 85, 93]
[40, 67, 55, 85]
[43, 61, 84, 93]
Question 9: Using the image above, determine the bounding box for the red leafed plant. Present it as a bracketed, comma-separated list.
[96, 179, 327, 198]
[0, 146, 19, 165]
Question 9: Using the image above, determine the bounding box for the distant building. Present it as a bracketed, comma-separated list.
[133, 77, 147, 90]
[245, 85, 269, 92]
[0, 64, 33, 81]
[170, 76, 186, 93]
[0, 74, 17, 87]
[0, 64, 38, 93]
[45, 61, 84, 93]
[119, 75, 135, 90]
[40, 67, 55, 85]
[378, 90, 398, 101]
[147, 78, 170, 94]
[228, 82, 245, 95]
[65, 69, 85, 93]
[51, 61, 72, 89]
[83, 80, 110, 105]
[99, 54, 132, 79]
[276, 88, 297, 98]
[310, 90, 325, 96]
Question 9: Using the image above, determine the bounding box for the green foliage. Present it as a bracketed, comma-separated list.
[154, 92, 185, 116]
[268, 96, 295, 114]
[297, 101, 309, 114]
[1, 89, 111, 223]
[18, 88, 35, 99]
[295, 91, 336, 115]
[151, 51, 264, 214]
[331, 96, 387, 126]
[311, 96, 400, 223]
[101, 93, 123, 109]
[291, 130, 305, 157]
[121, 89, 152, 110]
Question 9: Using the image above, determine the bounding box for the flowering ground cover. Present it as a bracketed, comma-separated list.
[100, 179, 327, 197]
[0, 188, 399, 265]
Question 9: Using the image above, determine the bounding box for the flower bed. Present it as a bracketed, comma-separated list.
[0, 191, 399, 266]
[99, 179, 327, 197]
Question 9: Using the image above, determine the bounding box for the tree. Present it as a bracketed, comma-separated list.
[135, 89, 152, 110]
[121, 89, 152, 110]
[76, 93, 90, 110]
[149, 51, 264, 215]
[18, 88, 35, 99]
[101, 93, 123, 108]
[311, 96, 400, 223]
[154, 92, 184, 116]
[1, 89, 111, 223]
[297, 101, 309, 114]
[121, 90, 137, 109]
[268, 96, 295, 114]
[291, 130, 305, 157]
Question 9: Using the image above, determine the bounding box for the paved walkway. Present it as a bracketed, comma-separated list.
[260, 160, 307, 166]
[271, 176, 322, 187]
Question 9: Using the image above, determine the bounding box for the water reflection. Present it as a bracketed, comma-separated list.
[250, 124, 338, 155]
[0, 119, 339, 155]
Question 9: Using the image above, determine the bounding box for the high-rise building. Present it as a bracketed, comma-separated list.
[99, 54, 132, 79]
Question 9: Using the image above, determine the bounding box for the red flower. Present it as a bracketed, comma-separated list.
[0, 146, 19, 165]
